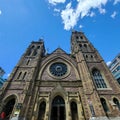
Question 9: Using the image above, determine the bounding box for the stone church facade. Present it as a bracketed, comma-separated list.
[0, 31, 120, 120]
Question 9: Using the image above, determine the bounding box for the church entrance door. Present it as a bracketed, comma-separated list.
[51, 96, 65, 120]
[2, 98, 15, 119]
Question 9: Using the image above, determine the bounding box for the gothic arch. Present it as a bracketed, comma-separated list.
[90, 67, 108, 82]
[50, 95, 66, 120]
[83, 44, 88, 52]
[100, 97, 109, 113]
[38, 55, 79, 80]
[91, 67, 100, 74]
[70, 101, 78, 120]
[2, 94, 17, 119]
[69, 98, 78, 104]
[31, 45, 35, 49]
[50, 89, 66, 120]
[36, 98, 47, 120]
[38, 98, 47, 104]
[32, 49, 38, 56]
[22, 72, 27, 79]
[50, 83, 67, 102]
[37, 98, 47, 108]
[26, 59, 31, 65]
[111, 96, 120, 103]
[91, 68, 107, 88]
[3, 94, 18, 106]
[113, 97, 120, 110]
[51, 95, 65, 105]
[17, 71, 22, 79]
[37, 101, 46, 120]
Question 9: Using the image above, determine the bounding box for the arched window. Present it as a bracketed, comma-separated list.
[80, 36, 83, 39]
[38, 101, 46, 120]
[84, 44, 87, 48]
[92, 69, 107, 88]
[26, 59, 30, 65]
[37, 46, 40, 49]
[23, 72, 27, 80]
[100, 98, 109, 112]
[33, 49, 37, 56]
[79, 44, 82, 48]
[2, 98, 16, 119]
[17, 72, 22, 79]
[83, 44, 88, 52]
[86, 55, 88, 59]
[27, 50, 32, 56]
[113, 98, 120, 110]
[51, 96, 65, 120]
[76, 36, 79, 39]
[70, 101, 78, 120]
[90, 55, 94, 61]
[27, 45, 35, 56]
[91, 55, 93, 59]
[31, 45, 35, 49]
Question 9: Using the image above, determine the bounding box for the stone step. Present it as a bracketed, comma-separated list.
[89, 117, 120, 120]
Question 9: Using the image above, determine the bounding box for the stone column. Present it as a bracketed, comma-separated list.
[77, 93, 85, 120]
[77, 101, 85, 120]
[44, 97, 50, 120]
[65, 93, 71, 120]
[32, 102, 38, 120]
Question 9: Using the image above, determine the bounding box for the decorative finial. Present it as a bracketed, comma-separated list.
[39, 36, 44, 42]
[45, 48, 49, 55]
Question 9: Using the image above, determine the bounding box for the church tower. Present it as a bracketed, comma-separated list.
[71, 31, 120, 119]
[0, 31, 120, 120]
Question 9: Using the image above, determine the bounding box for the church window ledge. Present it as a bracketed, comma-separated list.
[97, 87, 112, 90]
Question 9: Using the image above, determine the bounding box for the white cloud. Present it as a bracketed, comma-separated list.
[54, 8, 60, 12]
[48, 0, 66, 5]
[0, 10, 2, 15]
[111, 11, 117, 18]
[106, 61, 111, 66]
[98, 6, 106, 14]
[79, 24, 83, 29]
[89, 12, 95, 17]
[61, 0, 108, 30]
[61, 2, 78, 30]
[114, 0, 120, 5]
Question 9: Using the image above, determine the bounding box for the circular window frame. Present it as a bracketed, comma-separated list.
[48, 61, 70, 79]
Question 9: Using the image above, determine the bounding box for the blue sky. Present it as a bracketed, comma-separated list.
[0, 0, 120, 78]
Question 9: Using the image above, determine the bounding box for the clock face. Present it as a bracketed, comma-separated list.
[49, 62, 67, 77]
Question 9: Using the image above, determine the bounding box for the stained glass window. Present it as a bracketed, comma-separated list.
[92, 69, 107, 88]
[50, 62, 67, 77]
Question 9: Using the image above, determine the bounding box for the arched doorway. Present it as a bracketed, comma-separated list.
[38, 101, 46, 120]
[2, 98, 16, 119]
[70, 101, 78, 120]
[51, 96, 65, 120]
[113, 98, 120, 110]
